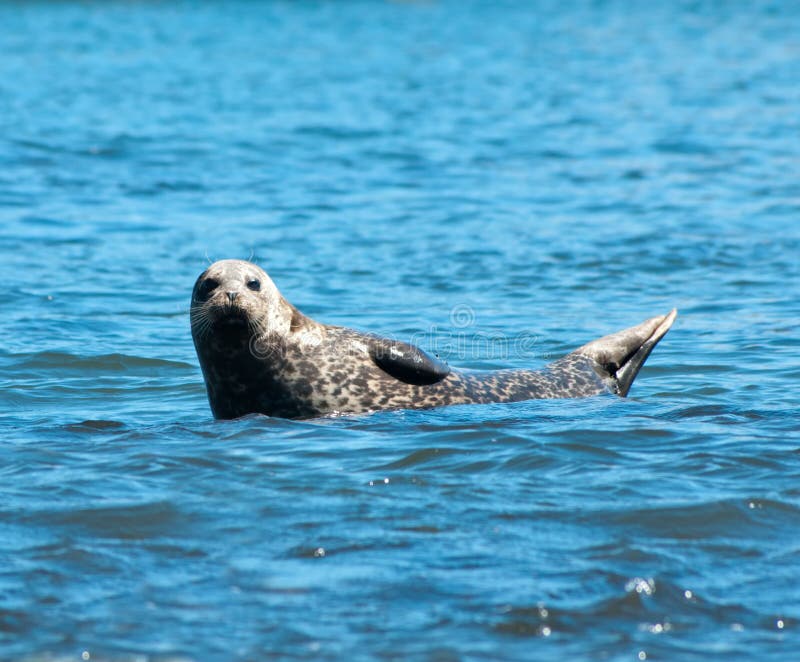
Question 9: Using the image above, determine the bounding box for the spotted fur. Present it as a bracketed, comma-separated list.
[191, 260, 676, 420]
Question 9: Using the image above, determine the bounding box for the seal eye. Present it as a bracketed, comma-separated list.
[247, 279, 261, 292]
[198, 278, 219, 300]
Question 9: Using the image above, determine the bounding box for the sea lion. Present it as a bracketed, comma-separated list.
[190, 259, 676, 420]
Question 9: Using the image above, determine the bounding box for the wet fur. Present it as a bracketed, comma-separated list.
[191, 260, 673, 420]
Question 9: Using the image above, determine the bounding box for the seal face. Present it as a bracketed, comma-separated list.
[191, 260, 677, 420]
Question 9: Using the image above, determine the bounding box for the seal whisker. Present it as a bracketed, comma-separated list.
[191, 320, 211, 340]
[190, 304, 214, 339]
[247, 316, 264, 339]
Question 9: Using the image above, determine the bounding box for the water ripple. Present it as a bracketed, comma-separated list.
[2, 1, 800, 660]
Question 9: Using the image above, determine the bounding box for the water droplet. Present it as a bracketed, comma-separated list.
[541, 626, 551, 637]
[684, 589, 693, 599]
[638, 651, 647, 660]
[777, 619, 785, 629]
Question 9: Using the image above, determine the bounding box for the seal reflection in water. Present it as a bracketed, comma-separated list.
[191, 259, 677, 420]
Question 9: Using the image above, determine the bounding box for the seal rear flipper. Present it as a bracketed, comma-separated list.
[574, 309, 677, 397]
[368, 338, 451, 386]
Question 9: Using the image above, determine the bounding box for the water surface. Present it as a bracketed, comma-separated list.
[1, 1, 799, 660]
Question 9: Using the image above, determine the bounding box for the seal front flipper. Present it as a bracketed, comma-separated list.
[368, 337, 450, 386]
[574, 309, 677, 397]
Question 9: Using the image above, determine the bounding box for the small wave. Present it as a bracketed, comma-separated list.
[5, 351, 194, 375]
[32, 500, 186, 540]
[293, 125, 383, 140]
[599, 498, 800, 539]
[492, 573, 784, 654]
[63, 419, 127, 433]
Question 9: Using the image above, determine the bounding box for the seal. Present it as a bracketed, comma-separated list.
[190, 259, 677, 420]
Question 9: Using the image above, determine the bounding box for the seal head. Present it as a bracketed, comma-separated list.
[190, 259, 294, 341]
[190, 260, 316, 418]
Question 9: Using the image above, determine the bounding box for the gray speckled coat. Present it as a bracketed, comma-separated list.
[191, 260, 676, 420]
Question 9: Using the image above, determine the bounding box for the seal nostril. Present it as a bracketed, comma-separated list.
[227, 291, 238, 303]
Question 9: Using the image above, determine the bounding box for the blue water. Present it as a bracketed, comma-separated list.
[2, 1, 799, 660]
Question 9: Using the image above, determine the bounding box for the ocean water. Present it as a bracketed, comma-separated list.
[1, 1, 799, 660]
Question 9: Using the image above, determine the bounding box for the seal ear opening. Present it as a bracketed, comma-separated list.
[368, 338, 450, 386]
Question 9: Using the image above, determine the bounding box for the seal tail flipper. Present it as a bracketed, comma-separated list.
[574, 309, 677, 397]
